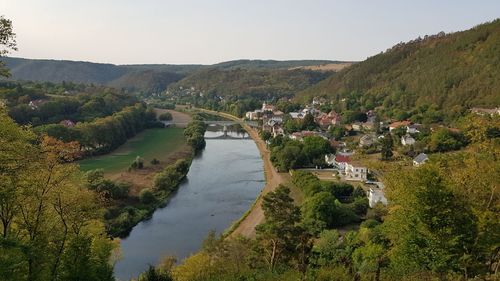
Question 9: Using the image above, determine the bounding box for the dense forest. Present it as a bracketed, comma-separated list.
[298, 19, 500, 123]
[168, 68, 331, 99]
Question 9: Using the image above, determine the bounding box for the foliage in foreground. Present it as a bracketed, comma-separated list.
[0, 109, 117, 281]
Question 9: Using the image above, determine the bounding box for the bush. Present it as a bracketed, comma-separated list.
[130, 156, 144, 170]
[151, 158, 160, 165]
[139, 189, 156, 204]
[158, 112, 173, 121]
[350, 197, 369, 216]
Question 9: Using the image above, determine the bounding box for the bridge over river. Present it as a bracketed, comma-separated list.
[161, 120, 259, 128]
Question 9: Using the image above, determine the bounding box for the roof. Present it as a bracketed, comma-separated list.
[414, 153, 429, 163]
[390, 120, 411, 128]
[335, 155, 351, 163]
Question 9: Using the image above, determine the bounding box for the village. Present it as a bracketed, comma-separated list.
[245, 98, 441, 209]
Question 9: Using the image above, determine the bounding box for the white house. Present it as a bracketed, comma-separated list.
[368, 188, 388, 208]
[406, 124, 421, 134]
[345, 163, 367, 181]
[245, 109, 262, 120]
[290, 112, 305, 119]
[262, 102, 275, 113]
[325, 154, 336, 166]
[272, 126, 284, 138]
[401, 135, 416, 146]
[413, 153, 429, 166]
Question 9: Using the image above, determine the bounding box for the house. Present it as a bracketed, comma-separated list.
[328, 111, 341, 125]
[401, 134, 416, 146]
[359, 134, 376, 147]
[290, 112, 305, 119]
[413, 153, 429, 166]
[352, 122, 363, 131]
[471, 107, 500, 116]
[368, 187, 388, 208]
[389, 120, 411, 132]
[29, 99, 46, 110]
[245, 110, 262, 120]
[272, 126, 284, 138]
[345, 163, 367, 181]
[406, 124, 421, 134]
[60, 120, 75, 127]
[273, 110, 284, 116]
[334, 154, 351, 170]
[325, 154, 336, 166]
[261, 102, 275, 113]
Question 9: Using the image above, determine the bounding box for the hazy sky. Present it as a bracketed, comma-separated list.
[1, 0, 499, 65]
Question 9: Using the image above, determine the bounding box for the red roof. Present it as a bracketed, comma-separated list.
[389, 120, 411, 128]
[335, 155, 351, 163]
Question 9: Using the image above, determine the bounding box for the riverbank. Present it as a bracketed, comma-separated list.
[194, 108, 286, 238]
[80, 109, 198, 237]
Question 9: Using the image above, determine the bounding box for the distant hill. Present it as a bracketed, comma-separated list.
[297, 19, 500, 122]
[212, 59, 348, 70]
[1, 57, 349, 94]
[0, 57, 202, 93]
[167, 67, 332, 99]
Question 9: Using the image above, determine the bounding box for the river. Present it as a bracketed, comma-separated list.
[114, 125, 264, 280]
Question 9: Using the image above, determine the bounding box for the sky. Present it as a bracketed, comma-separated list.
[1, 0, 499, 65]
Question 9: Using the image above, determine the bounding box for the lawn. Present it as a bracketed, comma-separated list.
[79, 127, 186, 174]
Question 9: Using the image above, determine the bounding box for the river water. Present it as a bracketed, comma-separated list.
[114, 126, 263, 280]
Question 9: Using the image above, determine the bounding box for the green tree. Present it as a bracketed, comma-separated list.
[385, 166, 478, 277]
[380, 134, 393, 160]
[256, 185, 301, 272]
[301, 113, 317, 130]
[0, 16, 17, 77]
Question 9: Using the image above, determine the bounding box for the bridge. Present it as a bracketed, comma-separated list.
[161, 120, 259, 127]
[204, 125, 251, 140]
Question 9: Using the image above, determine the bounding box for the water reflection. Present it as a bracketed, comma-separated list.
[114, 127, 263, 280]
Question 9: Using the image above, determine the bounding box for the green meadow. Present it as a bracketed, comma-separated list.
[79, 127, 186, 174]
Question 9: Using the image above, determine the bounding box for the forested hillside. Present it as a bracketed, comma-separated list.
[298, 19, 500, 123]
[168, 68, 331, 99]
[212, 59, 346, 70]
[1, 57, 198, 93]
[1, 58, 346, 95]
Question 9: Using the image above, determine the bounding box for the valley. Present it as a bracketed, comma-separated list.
[0, 9, 499, 281]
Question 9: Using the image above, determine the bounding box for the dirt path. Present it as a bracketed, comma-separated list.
[195, 108, 286, 238]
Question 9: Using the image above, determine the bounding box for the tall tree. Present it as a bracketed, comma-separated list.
[256, 185, 301, 272]
[0, 15, 17, 77]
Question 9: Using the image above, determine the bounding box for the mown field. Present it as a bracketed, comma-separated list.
[79, 127, 186, 174]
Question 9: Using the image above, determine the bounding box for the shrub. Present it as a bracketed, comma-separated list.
[158, 112, 173, 121]
[130, 156, 144, 170]
[151, 158, 160, 165]
[139, 189, 156, 204]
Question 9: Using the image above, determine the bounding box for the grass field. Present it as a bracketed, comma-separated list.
[79, 127, 186, 174]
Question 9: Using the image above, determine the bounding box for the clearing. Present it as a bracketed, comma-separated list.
[79, 127, 187, 174]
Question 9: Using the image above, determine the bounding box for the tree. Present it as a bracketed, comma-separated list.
[256, 185, 301, 272]
[385, 166, 478, 277]
[301, 113, 317, 130]
[0, 110, 116, 281]
[0, 16, 17, 77]
[158, 112, 173, 121]
[301, 191, 338, 234]
[380, 134, 393, 160]
[429, 128, 467, 152]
